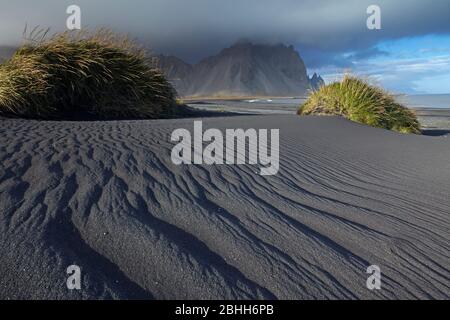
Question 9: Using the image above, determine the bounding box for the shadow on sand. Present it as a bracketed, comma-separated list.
[422, 129, 450, 137]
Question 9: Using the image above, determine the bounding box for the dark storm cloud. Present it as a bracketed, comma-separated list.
[297, 48, 354, 69]
[1, 0, 449, 66]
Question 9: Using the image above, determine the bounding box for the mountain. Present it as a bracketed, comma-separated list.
[157, 42, 323, 97]
[309, 73, 325, 90]
[155, 55, 193, 94]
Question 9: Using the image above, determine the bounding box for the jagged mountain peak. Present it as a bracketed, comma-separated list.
[309, 73, 325, 90]
[158, 42, 324, 97]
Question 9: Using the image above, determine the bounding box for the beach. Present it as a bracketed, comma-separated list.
[187, 95, 450, 130]
[0, 114, 449, 299]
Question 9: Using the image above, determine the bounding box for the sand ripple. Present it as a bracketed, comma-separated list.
[0, 115, 449, 299]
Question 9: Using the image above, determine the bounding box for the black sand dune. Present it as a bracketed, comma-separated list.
[0, 115, 449, 299]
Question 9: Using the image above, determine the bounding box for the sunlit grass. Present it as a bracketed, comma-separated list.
[0, 28, 181, 119]
[298, 75, 421, 134]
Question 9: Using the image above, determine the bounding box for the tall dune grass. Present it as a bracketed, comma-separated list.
[0, 29, 181, 119]
[298, 76, 421, 134]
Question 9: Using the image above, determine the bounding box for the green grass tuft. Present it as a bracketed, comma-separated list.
[298, 75, 421, 134]
[0, 28, 182, 119]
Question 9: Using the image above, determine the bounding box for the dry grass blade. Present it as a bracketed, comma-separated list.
[0, 28, 183, 120]
[298, 75, 421, 134]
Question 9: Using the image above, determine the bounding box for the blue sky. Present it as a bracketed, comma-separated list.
[314, 35, 450, 94]
[1, 0, 450, 94]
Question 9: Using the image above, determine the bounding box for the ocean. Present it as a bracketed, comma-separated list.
[188, 94, 450, 129]
[399, 94, 450, 109]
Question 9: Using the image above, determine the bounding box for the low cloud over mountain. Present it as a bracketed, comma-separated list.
[157, 42, 323, 97]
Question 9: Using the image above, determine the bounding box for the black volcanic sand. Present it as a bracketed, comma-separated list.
[0, 115, 449, 299]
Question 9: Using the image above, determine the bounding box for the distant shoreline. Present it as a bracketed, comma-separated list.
[185, 97, 450, 130]
[181, 96, 306, 102]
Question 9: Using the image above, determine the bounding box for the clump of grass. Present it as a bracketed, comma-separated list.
[0, 28, 181, 119]
[298, 75, 421, 134]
